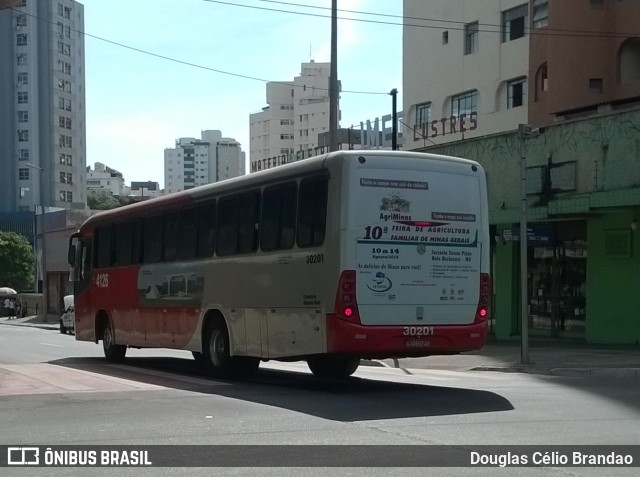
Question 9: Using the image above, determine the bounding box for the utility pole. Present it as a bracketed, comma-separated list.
[26, 162, 47, 323]
[517, 124, 542, 365]
[390, 89, 398, 150]
[329, 0, 339, 152]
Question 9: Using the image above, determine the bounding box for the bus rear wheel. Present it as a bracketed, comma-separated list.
[203, 322, 259, 378]
[102, 324, 126, 362]
[307, 356, 360, 378]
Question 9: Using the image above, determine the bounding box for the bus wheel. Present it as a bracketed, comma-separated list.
[203, 323, 234, 377]
[307, 356, 360, 379]
[203, 323, 259, 377]
[102, 324, 126, 362]
[59, 320, 67, 334]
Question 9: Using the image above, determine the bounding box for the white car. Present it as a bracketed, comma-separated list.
[60, 294, 74, 334]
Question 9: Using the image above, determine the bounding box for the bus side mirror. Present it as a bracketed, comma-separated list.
[68, 233, 79, 267]
[68, 244, 76, 267]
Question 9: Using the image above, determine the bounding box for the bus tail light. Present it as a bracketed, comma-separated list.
[475, 273, 491, 323]
[335, 270, 361, 324]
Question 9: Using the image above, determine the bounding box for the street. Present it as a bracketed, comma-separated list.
[0, 325, 639, 476]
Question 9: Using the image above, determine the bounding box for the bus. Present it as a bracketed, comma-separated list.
[68, 150, 490, 378]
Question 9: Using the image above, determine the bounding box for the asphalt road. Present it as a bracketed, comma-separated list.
[1, 326, 639, 476]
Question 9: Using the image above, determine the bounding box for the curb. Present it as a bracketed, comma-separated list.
[471, 365, 640, 378]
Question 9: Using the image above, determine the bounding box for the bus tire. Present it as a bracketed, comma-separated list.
[307, 356, 360, 379]
[203, 322, 259, 377]
[203, 322, 235, 377]
[102, 323, 126, 362]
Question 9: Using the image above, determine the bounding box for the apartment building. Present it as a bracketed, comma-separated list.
[164, 130, 245, 195]
[249, 61, 336, 173]
[403, 0, 640, 344]
[86, 162, 125, 197]
[0, 0, 87, 214]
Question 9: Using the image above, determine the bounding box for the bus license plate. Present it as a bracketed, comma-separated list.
[405, 339, 430, 349]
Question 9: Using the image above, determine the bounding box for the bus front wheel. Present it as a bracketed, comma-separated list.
[102, 324, 126, 362]
[307, 356, 360, 378]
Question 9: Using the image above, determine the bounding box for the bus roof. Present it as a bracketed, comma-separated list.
[77, 150, 481, 231]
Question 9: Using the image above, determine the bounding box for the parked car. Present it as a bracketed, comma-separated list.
[60, 295, 74, 334]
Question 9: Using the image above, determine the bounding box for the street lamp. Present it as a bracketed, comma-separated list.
[25, 162, 47, 323]
[517, 124, 542, 364]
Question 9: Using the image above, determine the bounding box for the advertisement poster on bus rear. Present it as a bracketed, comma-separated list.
[354, 174, 482, 310]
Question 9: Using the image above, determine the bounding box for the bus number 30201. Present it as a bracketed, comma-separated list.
[403, 326, 434, 337]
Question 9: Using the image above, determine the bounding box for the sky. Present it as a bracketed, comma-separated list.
[81, 0, 403, 188]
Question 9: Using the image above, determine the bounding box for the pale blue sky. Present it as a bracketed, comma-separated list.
[81, 0, 403, 187]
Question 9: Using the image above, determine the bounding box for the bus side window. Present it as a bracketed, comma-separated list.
[95, 225, 113, 268]
[217, 196, 239, 256]
[144, 215, 163, 263]
[163, 211, 179, 261]
[179, 207, 198, 260]
[132, 219, 143, 264]
[297, 176, 328, 247]
[113, 221, 134, 267]
[261, 182, 296, 251]
[197, 201, 216, 258]
[238, 191, 260, 253]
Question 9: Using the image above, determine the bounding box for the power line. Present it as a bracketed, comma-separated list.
[12, 6, 387, 96]
[204, 0, 640, 39]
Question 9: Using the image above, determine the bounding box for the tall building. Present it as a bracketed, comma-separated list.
[249, 61, 336, 173]
[0, 0, 87, 214]
[164, 130, 245, 195]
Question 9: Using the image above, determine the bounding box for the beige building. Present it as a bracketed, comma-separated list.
[403, 0, 640, 145]
[249, 61, 337, 173]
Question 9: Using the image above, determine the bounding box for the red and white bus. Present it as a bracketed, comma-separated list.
[68, 151, 490, 378]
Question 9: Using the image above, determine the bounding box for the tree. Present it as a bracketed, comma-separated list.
[87, 193, 121, 210]
[0, 231, 34, 290]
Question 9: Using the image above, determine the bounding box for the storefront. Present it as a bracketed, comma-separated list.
[525, 221, 587, 338]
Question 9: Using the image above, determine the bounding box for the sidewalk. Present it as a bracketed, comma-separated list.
[377, 338, 640, 378]
[2, 315, 640, 377]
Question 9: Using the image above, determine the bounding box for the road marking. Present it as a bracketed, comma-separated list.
[105, 364, 231, 386]
[0, 363, 165, 396]
[39, 342, 64, 348]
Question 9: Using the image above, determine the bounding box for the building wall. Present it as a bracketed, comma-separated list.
[164, 130, 244, 194]
[529, 0, 640, 126]
[250, 82, 295, 168]
[419, 107, 640, 344]
[249, 61, 332, 172]
[86, 162, 124, 196]
[402, 0, 529, 150]
[586, 212, 640, 343]
[0, 0, 87, 214]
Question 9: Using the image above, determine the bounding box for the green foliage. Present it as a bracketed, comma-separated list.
[0, 231, 34, 290]
[87, 193, 122, 210]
